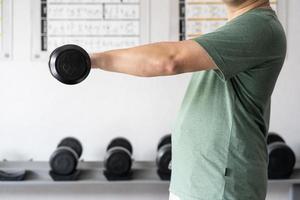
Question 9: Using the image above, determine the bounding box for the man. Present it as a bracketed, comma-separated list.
[90, 0, 286, 199]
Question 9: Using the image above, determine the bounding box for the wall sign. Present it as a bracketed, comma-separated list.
[31, 0, 150, 60]
[180, 0, 284, 40]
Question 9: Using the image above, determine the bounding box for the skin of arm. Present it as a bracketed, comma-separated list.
[90, 40, 217, 77]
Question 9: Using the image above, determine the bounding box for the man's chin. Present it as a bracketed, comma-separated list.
[222, 0, 247, 6]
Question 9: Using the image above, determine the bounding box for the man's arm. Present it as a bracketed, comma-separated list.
[90, 40, 217, 77]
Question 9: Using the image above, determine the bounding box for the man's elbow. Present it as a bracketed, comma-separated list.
[160, 56, 181, 76]
[164, 60, 179, 75]
[137, 52, 182, 77]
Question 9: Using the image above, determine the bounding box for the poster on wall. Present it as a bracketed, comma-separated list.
[31, 0, 150, 60]
[180, 0, 286, 40]
[0, 0, 13, 59]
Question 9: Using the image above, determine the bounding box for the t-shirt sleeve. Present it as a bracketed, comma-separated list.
[193, 17, 273, 81]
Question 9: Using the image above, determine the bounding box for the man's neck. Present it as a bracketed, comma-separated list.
[227, 0, 271, 21]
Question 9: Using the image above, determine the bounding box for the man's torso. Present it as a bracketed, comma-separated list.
[170, 8, 287, 200]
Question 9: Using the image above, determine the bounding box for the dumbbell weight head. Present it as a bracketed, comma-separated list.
[58, 137, 83, 158]
[49, 44, 91, 85]
[107, 137, 133, 154]
[268, 142, 296, 179]
[157, 134, 172, 175]
[267, 133, 296, 179]
[157, 134, 171, 151]
[104, 138, 133, 176]
[156, 144, 171, 173]
[50, 147, 79, 176]
[267, 132, 285, 145]
[50, 137, 83, 176]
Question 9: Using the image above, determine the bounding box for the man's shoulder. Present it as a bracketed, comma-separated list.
[223, 8, 277, 30]
[221, 8, 285, 49]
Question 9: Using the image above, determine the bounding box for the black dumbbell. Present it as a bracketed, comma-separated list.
[156, 134, 171, 180]
[49, 44, 91, 85]
[267, 132, 295, 179]
[104, 137, 133, 178]
[49, 137, 83, 176]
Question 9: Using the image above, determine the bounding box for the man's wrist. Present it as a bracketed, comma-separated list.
[89, 53, 98, 69]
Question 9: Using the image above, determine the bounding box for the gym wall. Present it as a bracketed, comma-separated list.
[0, 0, 189, 162]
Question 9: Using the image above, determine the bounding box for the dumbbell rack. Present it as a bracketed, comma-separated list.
[0, 161, 167, 185]
[1, 161, 300, 200]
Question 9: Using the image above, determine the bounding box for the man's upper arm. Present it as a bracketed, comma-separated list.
[192, 17, 273, 81]
[174, 40, 217, 74]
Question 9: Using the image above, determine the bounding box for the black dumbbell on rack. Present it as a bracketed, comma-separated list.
[267, 132, 296, 180]
[156, 134, 172, 180]
[104, 137, 133, 180]
[49, 137, 83, 181]
[0, 169, 27, 181]
[49, 44, 91, 85]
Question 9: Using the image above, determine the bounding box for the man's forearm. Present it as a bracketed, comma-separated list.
[90, 40, 216, 77]
[90, 42, 180, 77]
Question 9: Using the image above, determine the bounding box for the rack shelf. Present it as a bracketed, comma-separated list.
[0, 161, 168, 186]
[1, 161, 300, 200]
[2, 161, 300, 185]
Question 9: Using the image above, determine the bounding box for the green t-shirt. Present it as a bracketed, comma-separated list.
[169, 8, 286, 200]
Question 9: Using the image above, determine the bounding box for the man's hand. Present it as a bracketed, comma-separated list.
[90, 40, 217, 77]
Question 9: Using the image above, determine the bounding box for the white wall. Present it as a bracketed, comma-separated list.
[0, 0, 190, 161]
[270, 0, 300, 157]
[0, 0, 299, 200]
